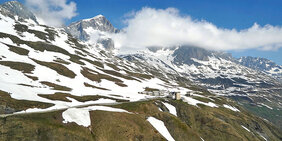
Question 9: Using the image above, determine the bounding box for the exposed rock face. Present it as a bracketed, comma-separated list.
[65, 15, 118, 41]
[0, 1, 282, 139]
[171, 46, 234, 66]
[173, 46, 212, 65]
[0, 1, 38, 24]
[239, 56, 282, 81]
[121, 46, 282, 129]
[65, 15, 118, 51]
[239, 56, 277, 71]
[97, 38, 115, 50]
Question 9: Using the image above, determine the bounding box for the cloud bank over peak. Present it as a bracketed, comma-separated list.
[112, 7, 282, 53]
[25, 0, 77, 27]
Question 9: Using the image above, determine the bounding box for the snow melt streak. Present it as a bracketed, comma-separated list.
[162, 102, 177, 116]
[147, 117, 175, 141]
[223, 104, 240, 112]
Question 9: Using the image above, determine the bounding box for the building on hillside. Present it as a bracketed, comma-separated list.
[138, 90, 166, 96]
[139, 90, 181, 100]
[175, 92, 181, 100]
[169, 92, 181, 100]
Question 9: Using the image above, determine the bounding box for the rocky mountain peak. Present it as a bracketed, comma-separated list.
[82, 14, 105, 21]
[171, 46, 233, 66]
[0, 1, 38, 24]
[238, 56, 282, 81]
[65, 14, 118, 41]
[0, 1, 282, 138]
[238, 56, 275, 70]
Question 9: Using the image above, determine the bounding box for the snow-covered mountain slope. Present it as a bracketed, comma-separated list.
[0, 0, 38, 24]
[239, 56, 282, 82]
[123, 46, 281, 95]
[64, 10, 282, 129]
[65, 15, 118, 51]
[0, 1, 198, 113]
[121, 46, 282, 128]
[65, 15, 118, 41]
[0, 1, 282, 140]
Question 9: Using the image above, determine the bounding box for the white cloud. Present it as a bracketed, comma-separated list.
[25, 0, 77, 27]
[112, 7, 282, 53]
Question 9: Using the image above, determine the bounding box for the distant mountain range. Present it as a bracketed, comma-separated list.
[66, 9, 282, 130]
[0, 1, 281, 140]
[238, 56, 282, 82]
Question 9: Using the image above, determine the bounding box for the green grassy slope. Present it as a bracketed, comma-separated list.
[1, 97, 281, 141]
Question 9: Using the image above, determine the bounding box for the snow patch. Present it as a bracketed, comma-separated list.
[147, 117, 175, 141]
[223, 104, 240, 112]
[241, 125, 250, 132]
[62, 105, 129, 127]
[182, 96, 218, 107]
[258, 133, 267, 141]
[15, 98, 117, 115]
[258, 103, 273, 110]
[162, 102, 177, 116]
[62, 108, 90, 127]
[83, 105, 130, 113]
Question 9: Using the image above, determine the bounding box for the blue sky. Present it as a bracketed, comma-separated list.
[2, 0, 282, 65]
[70, 0, 282, 30]
[72, 0, 282, 64]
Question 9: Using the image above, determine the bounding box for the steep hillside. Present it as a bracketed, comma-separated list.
[121, 46, 282, 129]
[0, 1, 281, 141]
[1, 97, 282, 141]
[0, 1, 192, 110]
[65, 15, 117, 51]
[65, 15, 118, 41]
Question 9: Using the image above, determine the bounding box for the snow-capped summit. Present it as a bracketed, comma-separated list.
[0, 1, 38, 24]
[0, 1, 282, 139]
[82, 14, 105, 22]
[65, 14, 119, 41]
